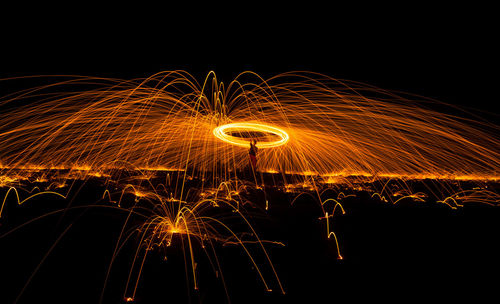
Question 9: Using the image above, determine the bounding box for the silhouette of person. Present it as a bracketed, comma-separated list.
[249, 139, 258, 172]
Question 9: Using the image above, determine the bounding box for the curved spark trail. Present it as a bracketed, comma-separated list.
[0, 71, 497, 180]
[0, 71, 499, 303]
[213, 122, 289, 148]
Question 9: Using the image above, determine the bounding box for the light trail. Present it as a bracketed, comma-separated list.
[0, 70, 499, 302]
[0, 71, 498, 180]
[212, 122, 289, 148]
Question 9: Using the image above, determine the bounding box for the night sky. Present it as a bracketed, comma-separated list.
[1, 5, 497, 113]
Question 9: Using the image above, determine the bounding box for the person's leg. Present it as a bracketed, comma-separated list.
[249, 155, 258, 185]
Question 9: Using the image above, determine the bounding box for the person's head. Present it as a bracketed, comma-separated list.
[252, 139, 257, 145]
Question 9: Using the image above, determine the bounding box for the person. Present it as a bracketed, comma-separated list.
[249, 139, 258, 172]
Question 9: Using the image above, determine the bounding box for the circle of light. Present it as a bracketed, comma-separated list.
[213, 123, 289, 148]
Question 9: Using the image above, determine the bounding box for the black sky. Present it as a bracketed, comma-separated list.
[1, 4, 497, 111]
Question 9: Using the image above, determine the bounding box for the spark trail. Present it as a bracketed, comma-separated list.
[0, 71, 497, 182]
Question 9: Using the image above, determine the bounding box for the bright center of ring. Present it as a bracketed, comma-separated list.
[213, 123, 289, 148]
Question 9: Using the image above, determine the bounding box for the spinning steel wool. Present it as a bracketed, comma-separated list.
[0, 71, 499, 303]
[0, 71, 498, 181]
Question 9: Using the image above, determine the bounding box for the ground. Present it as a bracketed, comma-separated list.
[1, 170, 499, 303]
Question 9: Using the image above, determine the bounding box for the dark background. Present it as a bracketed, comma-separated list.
[1, 3, 497, 113]
[1, 3, 499, 304]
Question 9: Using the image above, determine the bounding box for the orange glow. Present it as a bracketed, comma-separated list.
[1, 71, 499, 301]
[213, 122, 289, 148]
[0, 71, 498, 179]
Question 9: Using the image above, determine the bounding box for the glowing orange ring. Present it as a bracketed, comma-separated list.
[213, 123, 289, 148]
